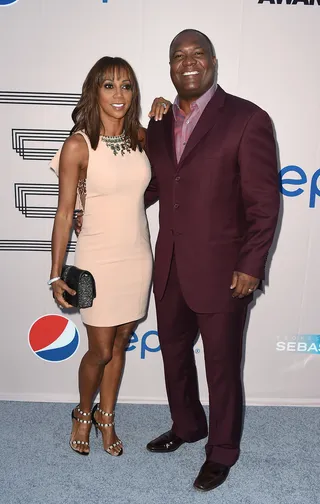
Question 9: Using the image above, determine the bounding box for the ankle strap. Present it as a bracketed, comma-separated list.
[97, 404, 115, 417]
[95, 419, 115, 428]
[76, 406, 92, 417]
[74, 417, 92, 424]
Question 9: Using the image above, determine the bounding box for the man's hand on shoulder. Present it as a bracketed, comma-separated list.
[230, 271, 259, 299]
[148, 97, 171, 122]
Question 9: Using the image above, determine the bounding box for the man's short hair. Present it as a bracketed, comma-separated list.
[169, 29, 216, 58]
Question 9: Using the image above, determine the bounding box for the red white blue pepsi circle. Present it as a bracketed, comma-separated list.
[0, 0, 20, 6]
[29, 315, 80, 362]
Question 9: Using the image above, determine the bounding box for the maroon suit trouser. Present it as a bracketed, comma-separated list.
[155, 254, 247, 467]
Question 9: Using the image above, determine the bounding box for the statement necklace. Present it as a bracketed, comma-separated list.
[101, 131, 131, 156]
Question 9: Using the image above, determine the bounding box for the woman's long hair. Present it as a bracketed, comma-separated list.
[71, 57, 141, 151]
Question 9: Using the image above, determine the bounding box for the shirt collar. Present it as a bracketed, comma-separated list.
[173, 82, 217, 120]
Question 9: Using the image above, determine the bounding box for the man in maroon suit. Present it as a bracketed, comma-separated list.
[145, 29, 280, 491]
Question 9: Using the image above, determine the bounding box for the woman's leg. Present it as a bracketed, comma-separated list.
[96, 320, 137, 454]
[70, 325, 117, 454]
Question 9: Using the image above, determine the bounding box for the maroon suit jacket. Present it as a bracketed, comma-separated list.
[145, 86, 280, 313]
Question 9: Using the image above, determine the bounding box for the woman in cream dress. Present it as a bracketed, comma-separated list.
[50, 57, 168, 456]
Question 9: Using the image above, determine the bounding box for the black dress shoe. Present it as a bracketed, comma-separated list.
[193, 461, 230, 492]
[146, 430, 185, 453]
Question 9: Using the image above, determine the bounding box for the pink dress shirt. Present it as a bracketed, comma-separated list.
[173, 83, 217, 162]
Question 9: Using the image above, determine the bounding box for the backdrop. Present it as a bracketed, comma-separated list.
[0, 0, 319, 406]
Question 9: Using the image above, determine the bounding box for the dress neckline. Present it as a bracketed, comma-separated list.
[100, 131, 125, 140]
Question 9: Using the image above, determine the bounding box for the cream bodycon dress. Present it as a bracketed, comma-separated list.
[51, 131, 153, 327]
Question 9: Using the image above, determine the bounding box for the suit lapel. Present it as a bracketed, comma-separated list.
[163, 108, 178, 168]
[177, 86, 226, 170]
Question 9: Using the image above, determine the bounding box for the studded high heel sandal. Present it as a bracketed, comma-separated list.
[92, 403, 123, 456]
[69, 405, 92, 455]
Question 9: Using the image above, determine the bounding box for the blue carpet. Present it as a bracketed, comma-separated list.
[0, 403, 318, 504]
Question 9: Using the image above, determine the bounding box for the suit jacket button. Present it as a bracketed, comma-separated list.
[174, 203, 179, 209]
[175, 176, 180, 182]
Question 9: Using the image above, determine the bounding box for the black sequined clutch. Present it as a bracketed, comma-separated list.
[61, 265, 96, 309]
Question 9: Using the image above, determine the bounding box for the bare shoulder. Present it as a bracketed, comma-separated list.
[62, 133, 87, 155]
[60, 133, 88, 167]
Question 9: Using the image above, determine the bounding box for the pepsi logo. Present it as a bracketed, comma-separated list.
[0, 0, 20, 5]
[29, 315, 80, 362]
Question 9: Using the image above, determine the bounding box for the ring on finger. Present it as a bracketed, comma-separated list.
[248, 288, 254, 292]
[160, 102, 167, 109]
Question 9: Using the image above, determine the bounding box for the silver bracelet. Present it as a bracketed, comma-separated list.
[47, 276, 61, 286]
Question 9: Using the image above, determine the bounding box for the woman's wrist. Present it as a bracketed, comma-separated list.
[50, 266, 61, 278]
